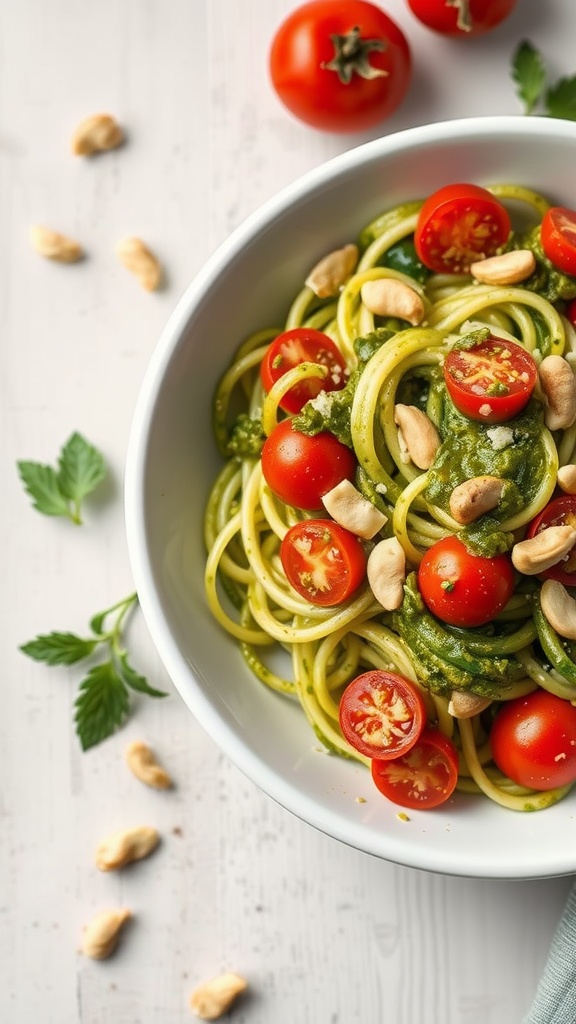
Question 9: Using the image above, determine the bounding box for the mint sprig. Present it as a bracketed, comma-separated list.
[512, 40, 576, 120]
[17, 431, 106, 524]
[20, 593, 168, 750]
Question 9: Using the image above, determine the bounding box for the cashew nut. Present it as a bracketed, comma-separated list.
[469, 249, 536, 285]
[538, 355, 576, 430]
[116, 236, 162, 291]
[305, 243, 358, 298]
[511, 525, 576, 576]
[29, 225, 83, 263]
[360, 278, 425, 326]
[558, 464, 576, 495]
[95, 826, 160, 871]
[393, 404, 440, 470]
[321, 479, 387, 539]
[189, 972, 248, 1020]
[71, 113, 124, 156]
[126, 740, 173, 789]
[448, 691, 492, 719]
[82, 907, 132, 960]
[367, 536, 406, 611]
[448, 475, 505, 525]
[540, 578, 576, 640]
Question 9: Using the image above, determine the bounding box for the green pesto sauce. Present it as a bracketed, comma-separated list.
[425, 399, 547, 556]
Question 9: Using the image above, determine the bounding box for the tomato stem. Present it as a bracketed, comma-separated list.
[321, 27, 388, 84]
[446, 0, 472, 32]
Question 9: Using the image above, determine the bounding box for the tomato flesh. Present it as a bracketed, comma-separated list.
[414, 183, 511, 274]
[261, 419, 356, 511]
[527, 496, 576, 585]
[418, 535, 515, 627]
[260, 328, 347, 415]
[490, 690, 576, 790]
[407, 0, 517, 37]
[541, 207, 576, 277]
[371, 727, 459, 809]
[443, 336, 537, 423]
[339, 670, 427, 759]
[280, 519, 366, 606]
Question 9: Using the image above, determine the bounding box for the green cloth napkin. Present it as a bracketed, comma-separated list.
[523, 880, 576, 1023]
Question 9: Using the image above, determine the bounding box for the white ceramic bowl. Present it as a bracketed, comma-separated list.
[125, 116, 576, 879]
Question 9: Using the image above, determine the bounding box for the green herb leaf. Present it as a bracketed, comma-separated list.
[16, 462, 71, 519]
[17, 431, 106, 524]
[20, 631, 98, 665]
[117, 651, 168, 698]
[74, 662, 130, 751]
[512, 40, 546, 115]
[545, 75, 576, 121]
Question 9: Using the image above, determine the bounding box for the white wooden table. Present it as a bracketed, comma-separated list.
[2, 1, 576, 1021]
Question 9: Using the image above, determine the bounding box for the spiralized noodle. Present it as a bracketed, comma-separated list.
[204, 183, 576, 813]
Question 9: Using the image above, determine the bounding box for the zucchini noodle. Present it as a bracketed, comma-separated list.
[204, 182, 576, 815]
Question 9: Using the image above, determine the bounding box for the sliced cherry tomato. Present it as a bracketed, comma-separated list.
[407, 0, 517, 37]
[541, 207, 576, 277]
[339, 670, 427, 759]
[490, 690, 576, 790]
[371, 727, 459, 809]
[260, 328, 347, 415]
[261, 419, 356, 510]
[418, 535, 515, 627]
[414, 183, 511, 274]
[443, 335, 537, 423]
[280, 519, 366, 605]
[527, 496, 576, 585]
[269, 0, 411, 133]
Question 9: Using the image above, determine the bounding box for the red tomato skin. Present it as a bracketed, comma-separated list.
[280, 519, 367, 606]
[414, 183, 511, 274]
[566, 298, 576, 326]
[261, 419, 356, 510]
[443, 336, 537, 424]
[407, 0, 516, 37]
[527, 496, 576, 586]
[417, 536, 515, 627]
[371, 727, 459, 809]
[490, 691, 576, 790]
[260, 328, 347, 414]
[269, 0, 411, 133]
[339, 670, 427, 759]
[541, 207, 576, 277]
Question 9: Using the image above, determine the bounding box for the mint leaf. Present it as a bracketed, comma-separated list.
[74, 662, 130, 751]
[58, 432, 106, 509]
[20, 632, 98, 665]
[117, 651, 168, 698]
[16, 461, 71, 519]
[512, 40, 546, 115]
[545, 75, 576, 121]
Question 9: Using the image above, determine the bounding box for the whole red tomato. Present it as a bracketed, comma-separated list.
[417, 535, 515, 627]
[261, 419, 357, 510]
[269, 0, 412, 133]
[490, 690, 576, 790]
[407, 0, 517, 37]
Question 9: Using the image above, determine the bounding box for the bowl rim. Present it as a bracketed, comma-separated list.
[125, 115, 576, 879]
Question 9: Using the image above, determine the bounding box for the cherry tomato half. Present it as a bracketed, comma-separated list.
[490, 690, 576, 790]
[339, 670, 427, 759]
[371, 727, 459, 809]
[527, 496, 576, 585]
[418, 535, 515, 627]
[260, 328, 347, 415]
[414, 183, 511, 274]
[541, 207, 576, 277]
[407, 0, 517, 37]
[443, 335, 537, 423]
[280, 519, 367, 606]
[261, 419, 356, 510]
[269, 0, 412, 133]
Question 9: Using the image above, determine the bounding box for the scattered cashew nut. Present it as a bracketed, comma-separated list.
[126, 740, 173, 790]
[71, 113, 124, 156]
[448, 691, 492, 719]
[511, 525, 576, 576]
[448, 475, 505, 525]
[95, 825, 160, 871]
[305, 243, 358, 298]
[82, 907, 132, 960]
[367, 536, 406, 611]
[393, 404, 441, 470]
[538, 355, 576, 431]
[557, 464, 576, 495]
[116, 236, 163, 291]
[29, 225, 83, 263]
[321, 479, 387, 539]
[360, 278, 425, 326]
[540, 578, 576, 640]
[469, 249, 536, 285]
[189, 972, 248, 1020]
